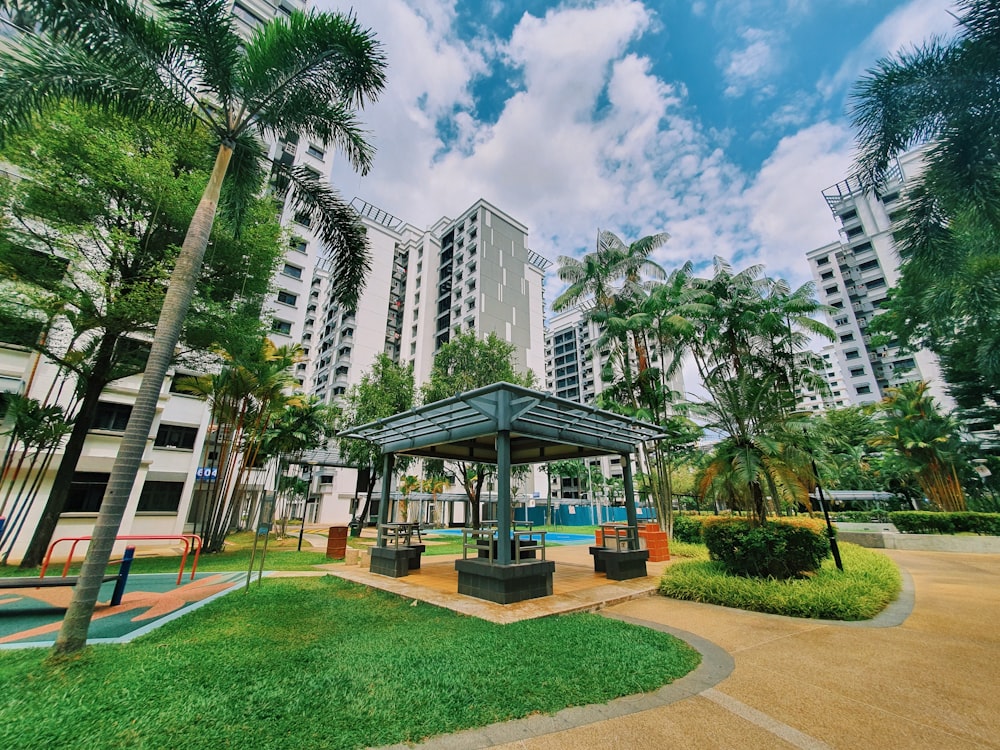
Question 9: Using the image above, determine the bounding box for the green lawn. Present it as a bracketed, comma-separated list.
[0, 577, 700, 750]
[659, 542, 902, 620]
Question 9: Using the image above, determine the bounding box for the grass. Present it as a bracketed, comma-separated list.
[0, 577, 700, 750]
[659, 542, 902, 621]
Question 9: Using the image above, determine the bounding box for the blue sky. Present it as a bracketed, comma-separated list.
[319, 0, 955, 294]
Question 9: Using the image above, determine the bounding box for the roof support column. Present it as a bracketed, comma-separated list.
[621, 452, 639, 550]
[376, 452, 395, 546]
[496, 389, 512, 564]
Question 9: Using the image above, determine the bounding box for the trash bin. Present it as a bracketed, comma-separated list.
[326, 526, 349, 559]
[348, 518, 363, 537]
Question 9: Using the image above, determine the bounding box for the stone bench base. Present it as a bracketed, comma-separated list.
[455, 558, 555, 604]
[588, 547, 650, 580]
[370, 546, 423, 578]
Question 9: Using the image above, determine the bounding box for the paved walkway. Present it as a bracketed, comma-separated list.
[392, 549, 1000, 749]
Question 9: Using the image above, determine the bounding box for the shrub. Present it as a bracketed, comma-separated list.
[889, 511, 1000, 535]
[659, 543, 901, 620]
[672, 514, 704, 543]
[703, 520, 830, 579]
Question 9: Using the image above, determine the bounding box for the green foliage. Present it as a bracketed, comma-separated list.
[671, 514, 705, 543]
[0, 102, 282, 375]
[871, 381, 967, 511]
[660, 543, 902, 620]
[0, 577, 699, 748]
[338, 354, 415, 475]
[850, 0, 1000, 416]
[703, 519, 831, 579]
[888, 511, 1000, 535]
[421, 331, 533, 403]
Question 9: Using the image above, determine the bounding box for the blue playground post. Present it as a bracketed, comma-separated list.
[110, 546, 135, 606]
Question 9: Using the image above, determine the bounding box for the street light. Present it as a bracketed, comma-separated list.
[297, 460, 318, 552]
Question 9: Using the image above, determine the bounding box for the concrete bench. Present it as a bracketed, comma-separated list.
[588, 546, 649, 580]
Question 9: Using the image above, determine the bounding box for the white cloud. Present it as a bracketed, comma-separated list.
[743, 121, 856, 285]
[819, 0, 957, 100]
[717, 27, 784, 98]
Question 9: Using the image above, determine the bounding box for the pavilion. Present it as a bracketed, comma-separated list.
[339, 382, 665, 604]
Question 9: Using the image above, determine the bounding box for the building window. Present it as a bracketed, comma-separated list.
[65, 472, 110, 513]
[845, 349, 861, 360]
[816, 255, 829, 265]
[92, 402, 132, 431]
[277, 290, 298, 306]
[820, 271, 834, 281]
[290, 237, 307, 253]
[271, 319, 292, 336]
[858, 259, 880, 272]
[856, 384, 872, 395]
[137, 481, 184, 513]
[306, 144, 325, 159]
[840, 333, 855, 342]
[867, 277, 886, 289]
[825, 285, 838, 296]
[838, 209, 858, 222]
[154, 424, 198, 450]
[845, 226, 865, 239]
[850, 367, 865, 378]
[282, 263, 303, 280]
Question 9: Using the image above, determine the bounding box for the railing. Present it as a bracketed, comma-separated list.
[599, 523, 638, 551]
[461, 529, 546, 563]
[41, 534, 202, 585]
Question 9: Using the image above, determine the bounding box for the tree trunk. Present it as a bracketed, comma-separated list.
[19, 335, 118, 568]
[53, 144, 233, 656]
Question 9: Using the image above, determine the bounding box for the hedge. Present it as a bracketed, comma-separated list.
[672, 514, 832, 543]
[888, 511, 1000, 535]
[703, 520, 830, 579]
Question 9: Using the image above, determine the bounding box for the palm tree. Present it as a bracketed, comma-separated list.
[0, 0, 387, 653]
[871, 381, 967, 511]
[849, 0, 1000, 411]
[684, 259, 832, 523]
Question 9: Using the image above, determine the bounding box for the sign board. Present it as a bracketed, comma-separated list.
[257, 493, 276, 534]
[196, 466, 218, 481]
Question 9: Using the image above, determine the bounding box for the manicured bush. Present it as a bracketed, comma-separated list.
[672, 514, 704, 543]
[703, 519, 830, 579]
[889, 511, 1000, 535]
[659, 543, 901, 620]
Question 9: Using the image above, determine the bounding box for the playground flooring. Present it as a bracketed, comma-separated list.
[0, 571, 246, 647]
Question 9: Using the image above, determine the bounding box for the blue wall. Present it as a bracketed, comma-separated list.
[520, 504, 654, 526]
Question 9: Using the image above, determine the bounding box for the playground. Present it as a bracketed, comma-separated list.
[0, 570, 245, 647]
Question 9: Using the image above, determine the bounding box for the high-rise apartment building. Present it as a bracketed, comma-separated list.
[543, 303, 684, 501]
[303, 198, 550, 517]
[805, 146, 951, 407]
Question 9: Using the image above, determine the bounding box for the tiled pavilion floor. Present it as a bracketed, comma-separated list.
[320, 544, 672, 624]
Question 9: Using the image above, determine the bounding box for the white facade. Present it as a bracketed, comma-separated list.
[304, 198, 551, 522]
[806, 146, 952, 408]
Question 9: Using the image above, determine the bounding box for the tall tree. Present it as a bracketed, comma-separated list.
[850, 0, 1000, 414]
[0, 0, 386, 653]
[0, 103, 282, 567]
[421, 332, 534, 528]
[684, 259, 832, 523]
[871, 380, 967, 511]
[177, 340, 305, 552]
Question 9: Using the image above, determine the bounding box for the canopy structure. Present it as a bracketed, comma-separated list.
[339, 381, 665, 465]
[340, 383, 662, 604]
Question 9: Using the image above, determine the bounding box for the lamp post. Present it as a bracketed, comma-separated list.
[803, 428, 843, 571]
[297, 460, 318, 552]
